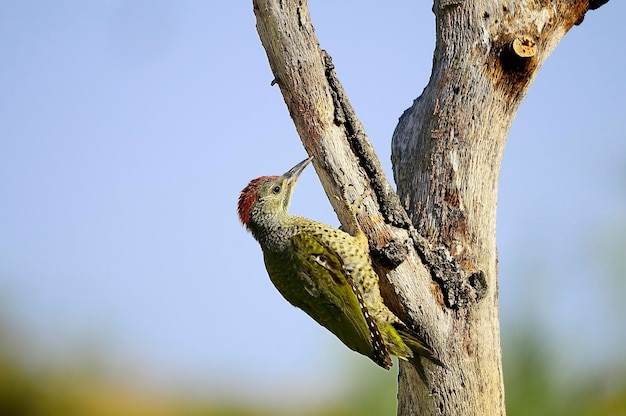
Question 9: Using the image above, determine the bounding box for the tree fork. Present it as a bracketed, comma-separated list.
[252, 0, 610, 414]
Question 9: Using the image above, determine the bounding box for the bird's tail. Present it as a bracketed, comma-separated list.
[395, 325, 446, 385]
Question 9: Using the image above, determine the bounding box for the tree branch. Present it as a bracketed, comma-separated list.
[253, 2, 450, 411]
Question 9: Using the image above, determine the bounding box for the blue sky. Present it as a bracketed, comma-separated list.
[1, 0, 625, 404]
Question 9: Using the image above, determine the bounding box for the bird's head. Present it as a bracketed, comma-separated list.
[238, 157, 312, 230]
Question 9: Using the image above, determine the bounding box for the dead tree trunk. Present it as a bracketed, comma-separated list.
[252, 0, 609, 414]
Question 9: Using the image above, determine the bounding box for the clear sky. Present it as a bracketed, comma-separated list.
[1, 0, 625, 405]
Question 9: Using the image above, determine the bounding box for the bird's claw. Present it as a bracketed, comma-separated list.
[334, 184, 372, 236]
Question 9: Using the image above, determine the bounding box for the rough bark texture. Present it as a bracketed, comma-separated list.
[252, 0, 609, 415]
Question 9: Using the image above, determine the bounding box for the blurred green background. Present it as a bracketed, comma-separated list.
[1, 297, 626, 415]
[1, 1, 625, 415]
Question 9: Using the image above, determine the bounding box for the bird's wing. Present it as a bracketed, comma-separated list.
[290, 232, 392, 369]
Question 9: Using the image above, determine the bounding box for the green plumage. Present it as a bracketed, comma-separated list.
[265, 229, 376, 362]
[238, 157, 444, 379]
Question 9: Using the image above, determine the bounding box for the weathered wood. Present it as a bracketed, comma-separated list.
[252, 0, 609, 414]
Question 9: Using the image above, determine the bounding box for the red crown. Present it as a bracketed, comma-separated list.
[237, 176, 277, 227]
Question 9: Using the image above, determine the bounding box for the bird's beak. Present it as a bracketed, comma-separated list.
[284, 156, 313, 185]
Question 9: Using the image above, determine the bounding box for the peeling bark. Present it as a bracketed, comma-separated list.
[252, 0, 609, 414]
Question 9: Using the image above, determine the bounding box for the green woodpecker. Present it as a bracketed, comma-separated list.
[237, 157, 444, 380]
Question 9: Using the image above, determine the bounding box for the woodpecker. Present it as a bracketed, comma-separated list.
[237, 157, 443, 380]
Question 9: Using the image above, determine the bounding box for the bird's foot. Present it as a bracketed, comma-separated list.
[335, 184, 372, 237]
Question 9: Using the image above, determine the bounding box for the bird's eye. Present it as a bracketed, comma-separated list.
[272, 185, 281, 194]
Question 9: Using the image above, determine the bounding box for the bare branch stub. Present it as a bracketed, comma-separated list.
[511, 36, 537, 58]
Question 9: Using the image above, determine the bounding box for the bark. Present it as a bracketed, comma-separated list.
[252, 0, 609, 414]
